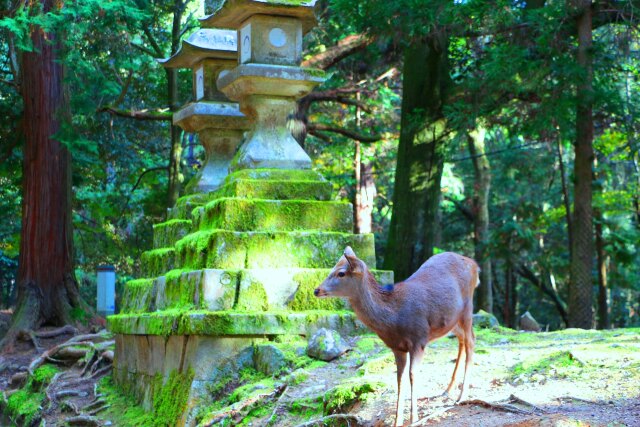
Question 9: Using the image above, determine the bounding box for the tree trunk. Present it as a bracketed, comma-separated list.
[503, 262, 517, 329]
[556, 137, 573, 259]
[594, 208, 609, 329]
[384, 35, 450, 280]
[568, 1, 595, 329]
[1, 2, 87, 348]
[467, 127, 493, 313]
[167, 67, 182, 209]
[353, 96, 376, 234]
[355, 162, 376, 234]
[166, 1, 185, 209]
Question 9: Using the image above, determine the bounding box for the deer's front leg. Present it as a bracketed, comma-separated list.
[409, 346, 425, 423]
[393, 350, 408, 427]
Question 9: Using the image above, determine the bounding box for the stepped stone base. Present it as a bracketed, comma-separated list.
[109, 169, 393, 426]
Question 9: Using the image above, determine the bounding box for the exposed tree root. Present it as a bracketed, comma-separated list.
[294, 413, 364, 427]
[265, 384, 289, 426]
[32, 325, 79, 339]
[509, 394, 545, 413]
[201, 383, 288, 426]
[556, 395, 598, 404]
[457, 399, 533, 415]
[410, 396, 539, 426]
[64, 414, 102, 426]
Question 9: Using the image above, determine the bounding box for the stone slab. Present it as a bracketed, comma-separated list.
[174, 230, 376, 270]
[108, 310, 366, 337]
[196, 198, 353, 232]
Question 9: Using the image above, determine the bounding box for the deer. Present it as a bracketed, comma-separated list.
[314, 247, 478, 426]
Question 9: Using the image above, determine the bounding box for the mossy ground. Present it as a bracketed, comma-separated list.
[1, 364, 59, 425]
[98, 369, 194, 427]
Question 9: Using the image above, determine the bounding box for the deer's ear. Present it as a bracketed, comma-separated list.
[343, 247, 361, 272]
[344, 246, 357, 258]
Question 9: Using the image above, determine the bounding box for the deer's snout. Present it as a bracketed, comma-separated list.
[314, 287, 328, 297]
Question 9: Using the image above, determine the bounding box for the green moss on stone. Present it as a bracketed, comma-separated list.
[323, 379, 382, 414]
[153, 219, 192, 248]
[199, 198, 353, 233]
[235, 278, 269, 311]
[140, 247, 176, 277]
[288, 270, 346, 311]
[174, 229, 375, 270]
[152, 369, 195, 425]
[224, 179, 332, 201]
[107, 310, 358, 337]
[226, 168, 325, 182]
[121, 278, 156, 313]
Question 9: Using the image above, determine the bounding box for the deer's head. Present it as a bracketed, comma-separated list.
[314, 246, 366, 299]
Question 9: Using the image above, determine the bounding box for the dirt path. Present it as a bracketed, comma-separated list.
[1, 325, 639, 426]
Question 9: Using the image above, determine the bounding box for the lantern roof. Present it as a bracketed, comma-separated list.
[200, 0, 318, 33]
[159, 29, 237, 69]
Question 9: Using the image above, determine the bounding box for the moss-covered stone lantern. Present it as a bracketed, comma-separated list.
[200, 0, 325, 170]
[159, 29, 250, 193]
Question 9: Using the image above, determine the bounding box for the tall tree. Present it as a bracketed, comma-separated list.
[467, 126, 493, 313]
[0, 0, 88, 348]
[568, 0, 595, 328]
[384, 34, 450, 279]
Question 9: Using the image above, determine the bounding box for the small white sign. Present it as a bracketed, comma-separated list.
[195, 65, 204, 100]
[240, 23, 252, 63]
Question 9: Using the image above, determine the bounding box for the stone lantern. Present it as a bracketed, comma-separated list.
[159, 29, 250, 193]
[200, 0, 325, 171]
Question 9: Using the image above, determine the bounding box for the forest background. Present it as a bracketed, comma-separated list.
[0, 0, 639, 337]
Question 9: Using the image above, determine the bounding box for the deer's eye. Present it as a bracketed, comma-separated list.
[337, 271, 346, 278]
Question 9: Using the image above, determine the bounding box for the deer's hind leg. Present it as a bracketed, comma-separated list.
[457, 313, 475, 402]
[444, 326, 465, 398]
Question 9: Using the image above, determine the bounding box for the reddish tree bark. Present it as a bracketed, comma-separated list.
[568, 0, 595, 328]
[1, 0, 87, 349]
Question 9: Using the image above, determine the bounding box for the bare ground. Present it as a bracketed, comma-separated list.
[1, 321, 639, 426]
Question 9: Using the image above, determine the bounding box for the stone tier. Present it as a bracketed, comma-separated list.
[142, 231, 375, 277]
[153, 219, 192, 249]
[193, 198, 353, 232]
[167, 169, 332, 221]
[120, 268, 394, 314]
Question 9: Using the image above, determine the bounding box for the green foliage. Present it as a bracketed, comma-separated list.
[1, 363, 59, 425]
[323, 379, 381, 414]
[511, 351, 584, 381]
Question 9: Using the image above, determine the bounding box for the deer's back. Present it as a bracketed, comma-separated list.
[399, 252, 477, 341]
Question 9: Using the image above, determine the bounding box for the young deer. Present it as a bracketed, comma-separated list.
[314, 247, 478, 426]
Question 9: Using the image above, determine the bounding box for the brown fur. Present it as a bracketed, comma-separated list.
[315, 247, 478, 426]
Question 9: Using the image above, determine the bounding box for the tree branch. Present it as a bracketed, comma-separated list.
[444, 195, 475, 222]
[98, 107, 172, 121]
[113, 71, 133, 106]
[303, 89, 375, 113]
[130, 42, 157, 58]
[515, 264, 568, 325]
[142, 27, 164, 58]
[308, 123, 382, 142]
[301, 33, 373, 70]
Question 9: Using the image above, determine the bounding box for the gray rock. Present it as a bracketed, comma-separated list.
[519, 311, 541, 332]
[306, 328, 349, 361]
[472, 310, 499, 329]
[254, 344, 287, 375]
